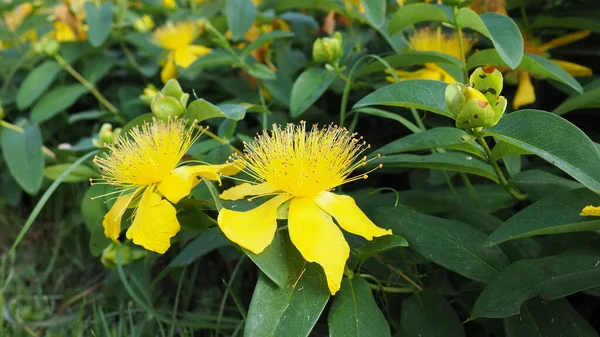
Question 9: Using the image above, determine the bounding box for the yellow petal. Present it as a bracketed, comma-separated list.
[551, 59, 592, 77]
[288, 197, 349, 295]
[391, 64, 456, 84]
[54, 22, 77, 42]
[158, 163, 240, 203]
[220, 182, 280, 200]
[538, 30, 590, 52]
[173, 45, 211, 68]
[126, 190, 180, 254]
[217, 194, 291, 254]
[513, 72, 536, 109]
[161, 53, 177, 83]
[314, 191, 392, 240]
[102, 192, 135, 243]
[581, 205, 600, 217]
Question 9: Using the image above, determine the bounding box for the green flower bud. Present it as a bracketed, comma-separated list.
[140, 84, 159, 105]
[92, 123, 120, 148]
[446, 84, 506, 129]
[151, 94, 186, 120]
[101, 243, 147, 269]
[312, 32, 343, 64]
[469, 66, 503, 105]
[445, 83, 466, 119]
[161, 79, 185, 100]
[133, 14, 155, 33]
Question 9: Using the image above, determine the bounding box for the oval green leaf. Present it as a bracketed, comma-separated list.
[290, 67, 337, 117]
[186, 99, 246, 122]
[360, 0, 386, 28]
[225, 0, 257, 41]
[355, 235, 409, 260]
[553, 87, 600, 115]
[84, 1, 112, 47]
[510, 169, 582, 202]
[388, 3, 450, 35]
[16, 60, 63, 110]
[31, 84, 89, 124]
[44, 163, 99, 183]
[169, 229, 230, 267]
[1, 120, 44, 195]
[401, 292, 466, 337]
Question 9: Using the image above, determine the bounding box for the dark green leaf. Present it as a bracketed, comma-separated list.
[225, 0, 257, 41]
[471, 249, 600, 319]
[169, 229, 230, 267]
[84, 2, 112, 47]
[484, 110, 600, 193]
[490, 140, 531, 161]
[246, 63, 276, 80]
[241, 31, 295, 60]
[388, 3, 450, 35]
[375, 127, 485, 159]
[510, 169, 582, 202]
[353, 80, 452, 118]
[401, 292, 466, 337]
[30, 84, 89, 123]
[352, 107, 421, 133]
[1, 120, 44, 195]
[532, 16, 600, 34]
[44, 163, 98, 183]
[360, 0, 385, 28]
[457, 10, 523, 69]
[328, 277, 390, 337]
[373, 207, 509, 283]
[290, 67, 337, 117]
[186, 99, 246, 122]
[245, 230, 297, 287]
[355, 235, 408, 260]
[356, 51, 461, 78]
[81, 184, 111, 233]
[16, 60, 62, 110]
[553, 87, 600, 116]
[485, 189, 600, 246]
[185, 50, 239, 73]
[82, 54, 116, 83]
[119, 113, 153, 136]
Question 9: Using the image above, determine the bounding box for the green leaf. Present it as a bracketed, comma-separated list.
[353, 80, 452, 118]
[246, 63, 276, 80]
[81, 184, 111, 233]
[504, 298, 599, 337]
[360, 0, 385, 28]
[373, 207, 509, 283]
[355, 235, 408, 260]
[471, 249, 600, 319]
[44, 163, 98, 183]
[457, 10, 523, 69]
[532, 16, 600, 34]
[169, 229, 230, 267]
[468, 49, 583, 93]
[119, 113, 153, 136]
[510, 169, 582, 202]
[186, 99, 246, 122]
[352, 108, 422, 134]
[185, 50, 239, 73]
[401, 292, 466, 337]
[553, 87, 600, 116]
[241, 31, 295, 60]
[490, 140, 531, 161]
[485, 189, 600, 246]
[82, 54, 116, 83]
[483, 110, 600, 193]
[356, 51, 461, 78]
[84, 1, 112, 47]
[290, 67, 337, 117]
[30, 84, 89, 123]
[225, 0, 257, 41]
[16, 60, 62, 110]
[1, 120, 44, 195]
[388, 3, 450, 35]
[373, 153, 499, 183]
[328, 277, 390, 337]
[245, 232, 329, 337]
[244, 230, 297, 287]
[375, 127, 485, 159]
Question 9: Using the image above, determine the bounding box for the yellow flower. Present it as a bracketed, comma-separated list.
[163, 0, 176, 8]
[469, 0, 507, 15]
[387, 27, 474, 84]
[217, 122, 392, 294]
[581, 206, 600, 217]
[52, 1, 87, 42]
[512, 30, 592, 109]
[92, 118, 235, 254]
[153, 21, 212, 83]
[1, 3, 38, 49]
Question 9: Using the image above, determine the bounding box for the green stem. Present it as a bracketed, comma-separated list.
[452, 6, 469, 82]
[54, 54, 119, 115]
[460, 172, 481, 209]
[0, 120, 24, 133]
[410, 108, 426, 131]
[476, 135, 527, 200]
[258, 83, 268, 130]
[519, 0, 532, 37]
[360, 274, 416, 294]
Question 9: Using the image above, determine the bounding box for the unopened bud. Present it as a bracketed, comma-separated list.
[133, 15, 155, 33]
[140, 84, 159, 105]
[469, 66, 503, 105]
[151, 94, 186, 120]
[34, 39, 60, 56]
[313, 32, 343, 64]
[446, 85, 506, 129]
[92, 123, 121, 148]
[101, 243, 147, 269]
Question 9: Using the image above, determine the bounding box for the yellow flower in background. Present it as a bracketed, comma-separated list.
[469, 0, 507, 15]
[581, 206, 600, 217]
[92, 118, 235, 254]
[511, 30, 592, 109]
[163, 0, 176, 8]
[217, 122, 392, 294]
[153, 21, 212, 83]
[1, 2, 37, 49]
[387, 27, 475, 84]
[52, 0, 87, 42]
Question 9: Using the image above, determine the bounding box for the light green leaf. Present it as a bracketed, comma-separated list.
[468, 49, 583, 93]
[44, 163, 98, 183]
[244, 230, 297, 288]
[353, 80, 451, 118]
[373, 152, 499, 183]
[290, 67, 337, 117]
[186, 99, 246, 122]
[401, 292, 466, 337]
[373, 207, 509, 283]
[471, 249, 600, 319]
[553, 87, 600, 116]
[225, 0, 257, 41]
[356, 51, 461, 78]
[81, 184, 111, 233]
[16, 60, 62, 110]
[84, 1, 112, 47]
[375, 127, 485, 159]
[457, 9, 523, 69]
[1, 120, 44, 195]
[388, 3, 450, 35]
[484, 110, 600, 193]
[169, 229, 230, 267]
[360, 0, 385, 28]
[355, 235, 409, 260]
[30, 84, 89, 123]
[510, 169, 582, 202]
[246, 63, 276, 80]
[328, 277, 390, 337]
[485, 189, 600, 246]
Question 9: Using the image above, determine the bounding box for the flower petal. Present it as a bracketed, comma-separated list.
[288, 197, 349, 295]
[220, 182, 280, 200]
[102, 192, 135, 243]
[513, 72, 536, 109]
[217, 194, 291, 254]
[126, 190, 180, 254]
[161, 53, 177, 83]
[551, 59, 593, 77]
[538, 30, 590, 52]
[314, 191, 392, 240]
[581, 205, 600, 217]
[174, 45, 211, 68]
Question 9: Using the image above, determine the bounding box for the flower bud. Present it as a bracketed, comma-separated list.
[133, 15, 155, 33]
[92, 123, 121, 148]
[34, 39, 60, 56]
[101, 243, 147, 269]
[446, 85, 505, 129]
[312, 32, 343, 64]
[151, 94, 186, 120]
[161, 79, 185, 100]
[140, 84, 159, 105]
[469, 66, 503, 105]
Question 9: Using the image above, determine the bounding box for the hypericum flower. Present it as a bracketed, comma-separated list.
[581, 206, 600, 217]
[153, 21, 212, 83]
[386, 27, 475, 84]
[1, 3, 37, 50]
[510, 30, 592, 109]
[51, 0, 87, 42]
[217, 122, 392, 294]
[92, 118, 236, 254]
